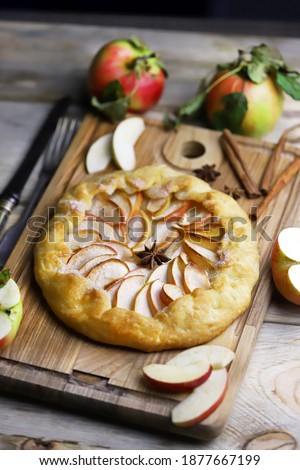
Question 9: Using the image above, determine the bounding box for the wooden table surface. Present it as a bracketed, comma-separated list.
[0, 13, 300, 450]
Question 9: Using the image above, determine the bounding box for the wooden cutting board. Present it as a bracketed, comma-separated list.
[1, 115, 300, 440]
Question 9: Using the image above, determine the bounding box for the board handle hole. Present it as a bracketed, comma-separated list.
[181, 140, 206, 159]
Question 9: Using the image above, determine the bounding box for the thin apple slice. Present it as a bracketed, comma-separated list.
[87, 259, 129, 289]
[183, 263, 211, 293]
[179, 208, 212, 227]
[79, 218, 121, 243]
[114, 275, 145, 309]
[88, 194, 120, 220]
[79, 254, 116, 276]
[127, 210, 151, 249]
[160, 283, 183, 305]
[152, 200, 193, 222]
[146, 196, 170, 215]
[143, 362, 212, 393]
[67, 244, 117, 270]
[148, 279, 165, 315]
[167, 344, 235, 370]
[112, 117, 145, 171]
[98, 241, 133, 261]
[171, 368, 228, 427]
[167, 257, 185, 291]
[186, 233, 220, 252]
[134, 283, 153, 318]
[0, 278, 21, 310]
[85, 132, 113, 173]
[67, 230, 100, 250]
[128, 192, 143, 216]
[109, 191, 132, 222]
[148, 263, 169, 283]
[184, 239, 218, 267]
[125, 267, 151, 279]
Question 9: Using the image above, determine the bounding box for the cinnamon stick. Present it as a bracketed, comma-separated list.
[220, 129, 261, 198]
[260, 123, 300, 195]
[250, 157, 300, 221]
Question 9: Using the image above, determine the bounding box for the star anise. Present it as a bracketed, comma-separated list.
[136, 241, 171, 269]
[223, 185, 244, 200]
[193, 164, 221, 183]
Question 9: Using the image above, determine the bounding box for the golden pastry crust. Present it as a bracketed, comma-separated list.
[34, 165, 259, 352]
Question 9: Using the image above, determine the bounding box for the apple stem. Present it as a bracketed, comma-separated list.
[131, 52, 157, 68]
[205, 62, 245, 94]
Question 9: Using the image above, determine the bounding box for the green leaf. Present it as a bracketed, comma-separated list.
[247, 59, 268, 83]
[91, 95, 130, 122]
[0, 269, 10, 288]
[129, 35, 146, 50]
[213, 92, 248, 133]
[101, 80, 124, 103]
[250, 44, 284, 69]
[178, 79, 207, 119]
[276, 71, 300, 100]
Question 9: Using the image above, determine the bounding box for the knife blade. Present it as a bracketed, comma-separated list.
[0, 96, 71, 235]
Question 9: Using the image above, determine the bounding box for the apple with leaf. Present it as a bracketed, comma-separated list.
[88, 36, 167, 121]
[167, 44, 300, 137]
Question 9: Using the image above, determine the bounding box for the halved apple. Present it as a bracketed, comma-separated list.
[67, 243, 117, 270]
[160, 284, 183, 305]
[171, 368, 228, 426]
[183, 263, 211, 293]
[134, 283, 153, 318]
[167, 344, 235, 370]
[148, 279, 165, 315]
[85, 132, 113, 174]
[143, 361, 212, 393]
[271, 227, 300, 305]
[112, 117, 145, 171]
[114, 275, 145, 309]
[0, 273, 23, 352]
[87, 259, 129, 289]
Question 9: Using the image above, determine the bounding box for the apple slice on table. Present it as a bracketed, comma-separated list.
[167, 344, 235, 370]
[67, 243, 117, 270]
[271, 227, 300, 305]
[87, 259, 129, 289]
[85, 132, 113, 174]
[160, 284, 183, 306]
[143, 361, 212, 393]
[112, 117, 145, 171]
[171, 368, 228, 427]
[0, 271, 23, 351]
[148, 279, 165, 315]
[114, 275, 145, 309]
[183, 263, 211, 293]
[134, 283, 153, 318]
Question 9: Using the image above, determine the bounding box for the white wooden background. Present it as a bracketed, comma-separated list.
[0, 17, 300, 450]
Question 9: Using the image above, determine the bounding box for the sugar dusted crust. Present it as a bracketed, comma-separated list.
[34, 165, 259, 352]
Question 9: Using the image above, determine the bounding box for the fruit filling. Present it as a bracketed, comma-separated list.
[65, 189, 228, 315]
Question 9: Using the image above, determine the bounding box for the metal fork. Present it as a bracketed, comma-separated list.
[0, 116, 80, 269]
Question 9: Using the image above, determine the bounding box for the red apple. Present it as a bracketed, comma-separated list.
[87, 37, 167, 112]
[271, 227, 300, 305]
[205, 71, 283, 138]
[143, 361, 212, 393]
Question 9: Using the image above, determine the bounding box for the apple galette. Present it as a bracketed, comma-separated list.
[34, 165, 259, 352]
